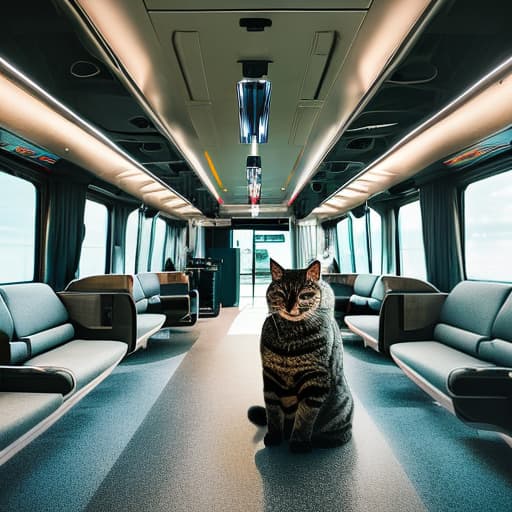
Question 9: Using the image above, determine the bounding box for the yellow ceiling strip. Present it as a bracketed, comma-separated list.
[204, 150, 224, 189]
[283, 147, 304, 189]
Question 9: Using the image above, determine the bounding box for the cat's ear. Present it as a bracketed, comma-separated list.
[306, 260, 321, 281]
[270, 259, 284, 281]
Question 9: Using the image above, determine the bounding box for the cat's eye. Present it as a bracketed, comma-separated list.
[299, 292, 315, 300]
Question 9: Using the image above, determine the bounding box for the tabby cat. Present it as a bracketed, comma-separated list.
[248, 259, 354, 453]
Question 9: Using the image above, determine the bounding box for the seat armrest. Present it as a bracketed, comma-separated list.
[65, 274, 133, 294]
[448, 367, 512, 435]
[58, 292, 137, 352]
[379, 292, 448, 354]
[189, 289, 199, 324]
[0, 365, 75, 397]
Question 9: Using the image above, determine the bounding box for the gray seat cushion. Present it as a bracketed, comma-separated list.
[391, 341, 495, 395]
[0, 392, 63, 450]
[438, 281, 511, 338]
[345, 315, 380, 345]
[26, 340, 127, 391]
[136, 313, 166, 341]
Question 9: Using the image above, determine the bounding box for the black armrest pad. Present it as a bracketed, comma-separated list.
[0, 365, 75, 396]
[448, 367, 512, 397]
[448, 367, 512, 435]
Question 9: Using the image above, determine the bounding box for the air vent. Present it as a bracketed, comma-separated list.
[388, 60, 438, 85]
[130, 116, 153, 129]
[140, 142, 162, 153]
[239, 18, 272, 32]
[347, 138, 374, 150]
[328, 161, 365, 174]
[70, 60, 100, 78]
[310, 182, 324, 193]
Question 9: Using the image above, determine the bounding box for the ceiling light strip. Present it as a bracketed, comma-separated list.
[62, 0, 222, 205]
[319, 56, 512, 216]
[0, 56, 199, 218]
[287, 0, 444, 206]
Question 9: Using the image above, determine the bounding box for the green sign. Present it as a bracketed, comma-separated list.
[254, 234, 285, 243]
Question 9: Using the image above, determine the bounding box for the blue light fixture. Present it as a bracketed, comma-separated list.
[236, 79, 271, 144]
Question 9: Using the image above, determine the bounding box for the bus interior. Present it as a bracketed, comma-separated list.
[0, 1, 512, 511]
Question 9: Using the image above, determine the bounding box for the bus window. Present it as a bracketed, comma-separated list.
[78, 199, 108, 278]
[369, 208, 382, 274]
[0, 171, 36, 283]
[352, 214, 369, 273]
[125, 209, 138, 274]
[465, 170, 512, 281]
[398, 201, 426, 279]
[336, 217, 353, 273]
[150, 217, 166, 271]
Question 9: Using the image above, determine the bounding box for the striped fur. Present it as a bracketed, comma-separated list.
[250, 259, 353, 452]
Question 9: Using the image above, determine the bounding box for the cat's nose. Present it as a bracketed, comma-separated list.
[288, 304, 300, 315]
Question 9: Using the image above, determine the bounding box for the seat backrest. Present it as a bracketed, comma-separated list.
[136, 273, 161, 305]
[0, 293, 14, 363]
[434, 281, 512, 356]
[480, 291, 512, 366]
[350, 274, 379, 311]
[0, 283, 75, 360]
[132, 276, 149, 313]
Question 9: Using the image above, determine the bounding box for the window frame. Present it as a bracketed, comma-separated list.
[78, 196, 111, 278]
[396, 197, 427, 279]
[0, 165, 43, 283]
[462, 169, 512, 282]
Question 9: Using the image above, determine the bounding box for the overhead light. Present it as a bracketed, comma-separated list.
[246, 155, 262, 205]
[237, 79, 271, 144]
[317, 56, 512, 218]
[0, 56, 200, 218]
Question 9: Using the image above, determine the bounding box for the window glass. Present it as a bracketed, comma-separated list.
[398, 201, 426, 279]
[352, 214, 369, 273]
[150, 217, 166, 271]
[0, 172, 36, 282]
[125, 209, 139, 274]
[465, 170, 512, 281]
[369, 208, 382, 274]
[78, 199, 108, 278]
[336, 218, 353, 272]
[137, 216, 153, 272]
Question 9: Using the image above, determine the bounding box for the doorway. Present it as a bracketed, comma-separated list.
[233, 229, 291, 306]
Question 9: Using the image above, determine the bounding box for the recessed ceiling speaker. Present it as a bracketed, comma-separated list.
[311, 182, 324, 193]
[70, 60, 100, 78]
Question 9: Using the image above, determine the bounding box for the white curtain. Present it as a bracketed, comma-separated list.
[296, 223, 317, 268]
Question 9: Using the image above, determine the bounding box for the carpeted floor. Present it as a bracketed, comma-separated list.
[0, 322, 210, 512]
[1, 306, 511, 512]
[84, 306, 426, 512]
[342, 339, 512, 512]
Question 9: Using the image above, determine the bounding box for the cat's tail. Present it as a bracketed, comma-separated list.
[247, 405, 267, 426]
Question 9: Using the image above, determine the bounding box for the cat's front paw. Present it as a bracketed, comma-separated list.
[264, 431, 282, 447]
[289, 440, 312, 453]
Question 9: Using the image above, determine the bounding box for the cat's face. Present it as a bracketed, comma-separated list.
[266, 259, 322, 321]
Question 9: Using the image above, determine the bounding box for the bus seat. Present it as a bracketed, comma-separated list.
[388, 281, 512, 435]
[66, 275, 165, 352]
[0, 283, 128, 465]
[345, 275, 439, 351]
